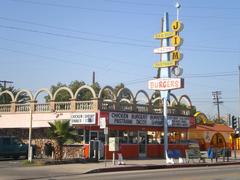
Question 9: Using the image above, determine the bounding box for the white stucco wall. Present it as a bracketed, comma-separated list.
[0, 113, 71, 128]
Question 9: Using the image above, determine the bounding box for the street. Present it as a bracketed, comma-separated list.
[0, 159, 23, 169]
[0, 161, 240, 180]
[51, 165, 240, 180]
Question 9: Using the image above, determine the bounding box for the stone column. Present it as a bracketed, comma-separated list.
[132, 99, 137, 112]
[10, 101, 16, 112]
[70, 98, 76, 112]
[97, 98, 102, 111]
[49, 100, 55, 112]
[29, 100, 37, 112]
[148, 101, 153, 113]
[92, 98, 99, 111]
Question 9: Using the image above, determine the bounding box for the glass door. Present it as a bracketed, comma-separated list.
[138, 131, 147, 158]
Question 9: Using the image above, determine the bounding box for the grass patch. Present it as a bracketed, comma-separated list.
[21, 159, 45, 166]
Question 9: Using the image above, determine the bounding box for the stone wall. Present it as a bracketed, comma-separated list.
[0, 128, 84, 159]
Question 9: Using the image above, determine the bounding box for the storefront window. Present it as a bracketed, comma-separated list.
[129, 131, 138, 144]
[147, 131, 160, 144]
[110, 130, 118, 137]
[168, 132, 176, 144]
[119, 131, 128, 144]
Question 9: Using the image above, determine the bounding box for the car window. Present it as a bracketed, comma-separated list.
[2, 138, 11, 145]
[12, 138, 22, 145]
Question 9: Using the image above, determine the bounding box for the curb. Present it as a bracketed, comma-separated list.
[85, 161, 240, 174]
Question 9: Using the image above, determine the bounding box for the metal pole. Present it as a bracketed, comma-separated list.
[239, 65, 240, 118]
[163, 97, 168, 155]
[104, 132, 107, 167]
[176, 2, 181, 20]
[234, 134, 237, 160]
[160, 12, 170, 159]
[28, 109, 32, 162]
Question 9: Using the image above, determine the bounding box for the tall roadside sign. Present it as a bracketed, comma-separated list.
[148, 2, 184, 162]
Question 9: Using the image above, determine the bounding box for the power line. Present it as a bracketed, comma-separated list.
[0, 16, 240, 53]
[0, 24, 152, 48]
[0, 47, 105, 69]
[10, 0, 162, 16]
[10, 0, 240, 20]
[105, 0, 240, 10]
[1, 16, 240, 53]
[0, 36, 131, 65]
[0, 16, 152, 44]
[124, 72, 238, 85]
[0, 47, 145, 77]
[1, 24, 240, 54]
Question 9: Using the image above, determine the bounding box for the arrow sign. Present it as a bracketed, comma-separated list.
[153, 46, 175, 54]
[153, 60, 177, 68]
[154, 31, 175, 39]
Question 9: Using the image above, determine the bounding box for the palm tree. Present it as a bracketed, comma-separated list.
[48, 120, 77, 160]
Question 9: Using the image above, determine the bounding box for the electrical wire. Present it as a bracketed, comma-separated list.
[10, 0, 240, 20]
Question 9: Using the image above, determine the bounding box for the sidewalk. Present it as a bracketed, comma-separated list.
[1, 158, 240, 180]
[84, 157, 240, 174]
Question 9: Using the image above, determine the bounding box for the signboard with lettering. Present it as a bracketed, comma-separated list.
[148, 78, 184, 91]
[171, 20, 183, 32]
[109, 137, 119, 151]
[99, 117, 106, 129]
[154, 31, 175, 39]
[108, 112, 190, 128]
[171, 50, 181, 61]
[70, 113, 96, 125]
[153, 46, 175, 54]
[153, 60, 176, 68]
[171, 35, 181, 47]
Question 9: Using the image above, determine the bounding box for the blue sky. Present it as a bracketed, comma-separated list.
[0, 0, 239, 118]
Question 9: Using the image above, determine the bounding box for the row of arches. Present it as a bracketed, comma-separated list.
[0, 85, 192, 107]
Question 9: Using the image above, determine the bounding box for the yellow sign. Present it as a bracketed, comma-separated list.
[154, 31, 175, 39]
[171, 20, 183, 32]
[171, 50, 181, 61]
[171, 35, 181, 47]
[153, 60, 177, 68]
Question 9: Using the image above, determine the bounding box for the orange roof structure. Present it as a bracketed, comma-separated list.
[191, 124, 233, 133]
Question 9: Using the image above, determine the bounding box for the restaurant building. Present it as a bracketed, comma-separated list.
[0, 85, 233, 159]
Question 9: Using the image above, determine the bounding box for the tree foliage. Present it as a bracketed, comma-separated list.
[48, 120, 77, 160]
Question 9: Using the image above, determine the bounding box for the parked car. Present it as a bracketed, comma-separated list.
[0, 136, 28, 159]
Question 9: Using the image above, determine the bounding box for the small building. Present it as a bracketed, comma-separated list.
[189, 112, 233, 151]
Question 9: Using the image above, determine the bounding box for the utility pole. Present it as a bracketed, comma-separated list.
[212, 91, 223, 123]
[92, 71, 95, 84]
[238, 66, 240, 118]
[0, 80, 13, 89]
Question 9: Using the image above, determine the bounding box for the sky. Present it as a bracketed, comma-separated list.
[0, 0, 239, 119]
